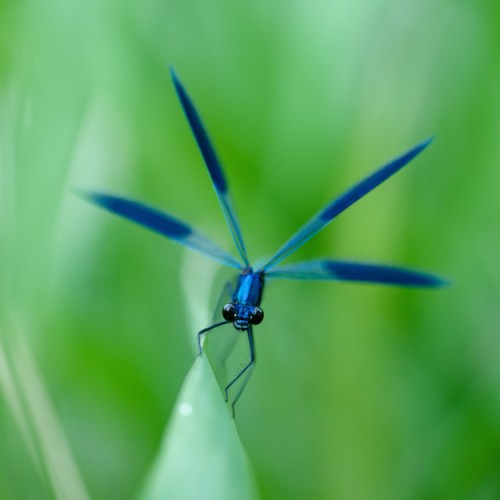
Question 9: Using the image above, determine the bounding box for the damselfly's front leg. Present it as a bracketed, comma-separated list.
[197, 321, 229, 354]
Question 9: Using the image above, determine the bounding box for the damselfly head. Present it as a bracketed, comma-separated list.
[223, 303, 264, 329]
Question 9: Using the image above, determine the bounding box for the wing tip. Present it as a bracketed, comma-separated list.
[408, 271, 450, 288]
[398, 136, 434, 166]
[169, 65, 179, 86]
[413, 135, 434, 156]
[428, 275, 451, 288]
[72, 186, 97, 203]
[73, 188, 121, 212]
[169, 65, 186, 100]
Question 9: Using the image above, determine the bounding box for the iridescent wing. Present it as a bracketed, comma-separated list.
[171, 68, 250, 267]
[266, 259, 447, 287]
[262, 139, 433, 271]
[76, 190, 242, 269]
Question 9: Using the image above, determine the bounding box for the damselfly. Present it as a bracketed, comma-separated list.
[77, 69, 446, 412]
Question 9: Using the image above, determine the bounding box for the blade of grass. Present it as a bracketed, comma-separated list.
[139, 354, 259, 500]
[13, 331, 91, 500]
[0, 321, 90, 500]
[0, 329, 42, 472]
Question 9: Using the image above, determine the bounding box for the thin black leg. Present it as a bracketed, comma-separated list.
[224, 327, 256, 415]
[197, 320, 229, 355]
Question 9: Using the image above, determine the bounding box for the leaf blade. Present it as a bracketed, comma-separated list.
[139, 355, 259, 500]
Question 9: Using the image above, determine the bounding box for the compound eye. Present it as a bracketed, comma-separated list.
[222, 303, 236, 321]
[250, 307, 264, 325]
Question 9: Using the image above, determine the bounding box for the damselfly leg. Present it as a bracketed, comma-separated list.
[224, 327, 255, 414]
[197, 320, 229, 355]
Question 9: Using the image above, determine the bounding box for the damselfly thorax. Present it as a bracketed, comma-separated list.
[222, 268, 265, 331]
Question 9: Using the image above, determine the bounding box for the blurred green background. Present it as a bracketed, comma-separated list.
[1, 0, 499, 498]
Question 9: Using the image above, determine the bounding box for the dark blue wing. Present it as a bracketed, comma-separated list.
[262, 138, 433, 271]
[266, 259, 447, 287]
[76, 189, 243, 270]
[170, 68, 250, 267]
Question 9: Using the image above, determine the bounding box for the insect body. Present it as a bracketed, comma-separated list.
[223, 269, 264, 330]
[78, 68, 446, 413]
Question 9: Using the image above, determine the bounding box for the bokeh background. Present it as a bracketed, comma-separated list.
[1, 0, 499, 498]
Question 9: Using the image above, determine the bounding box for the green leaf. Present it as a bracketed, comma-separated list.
[139, 354, 259, 500]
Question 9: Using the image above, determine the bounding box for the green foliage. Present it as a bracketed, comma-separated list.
[140, 355, 258, 500]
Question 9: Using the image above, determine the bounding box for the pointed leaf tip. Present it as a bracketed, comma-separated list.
[140, 355, 259, 500]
